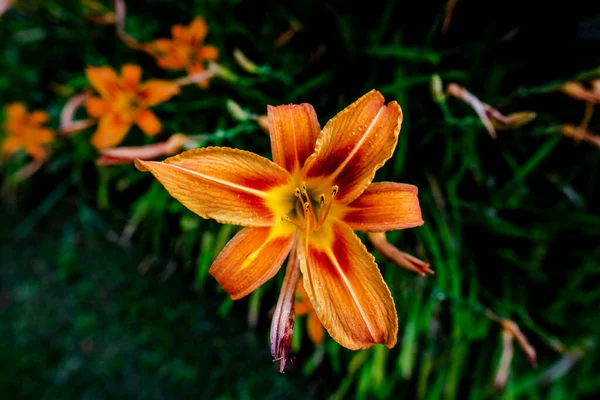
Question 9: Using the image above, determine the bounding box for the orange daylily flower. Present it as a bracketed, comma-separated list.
[144, 17, 219, 88]
[2, 103, 54, 160]
[295, 280, 325, 346]
[136, 90, 424, 350]
[84, 64, 180, 149]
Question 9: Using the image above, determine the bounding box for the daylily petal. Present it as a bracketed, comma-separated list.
[299, 220, 398, 349]
[171, 24, 187, 41]
[121, 64, 142, 88]
[2, 137, 22, 156]
[29, 110, 49, 125]
[302, 90, 402, 204]
[136, 109, 162, 136]
[188, 17, 208, 43]
[342, 182, 423, 232]
[307, 312, 325, 345]
[33, 128, 54, 144]
[198, 45, 219, 60]
[135, 147, 293, 226]
[6, 103, 27, 121]
[267, 103, 321, 173]
[25, 145, 48, 160]
[85, 97, 110, 118]
[91, 115, 131, 149]
[209, 226, 295, 300]
[139, 80, 180, 106]
[85, 66, 120, 97]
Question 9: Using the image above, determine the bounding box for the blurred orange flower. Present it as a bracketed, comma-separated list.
[85, 64, 180, 149]
[295, 280, 325, 346]
[2, 103, 54, 160]
[144, 17, 219, 88]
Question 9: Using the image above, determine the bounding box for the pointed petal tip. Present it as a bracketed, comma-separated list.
[134, 158, 150, 171]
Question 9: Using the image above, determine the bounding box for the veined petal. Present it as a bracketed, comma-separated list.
[267, 104, 320, 173]
[299, 220, 398, 350]
[91, 115, 131, 149]
[86, 66, 120, 97]
[302, 90, 402, 204]
[121, 64, 142, 88]
[342, 182, 423, 232]
[135, 147, 293, 226]
[210, 225, 295, 300]
[139, 80, 180, 106]
[136, 109, 162, 136]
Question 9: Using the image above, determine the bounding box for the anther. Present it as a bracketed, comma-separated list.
[332, 185, 339, 197]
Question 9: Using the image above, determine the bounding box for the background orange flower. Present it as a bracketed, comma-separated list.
[144, 17, 219, 88]
[2, 103, 53, 159]
[84, 64, 180, 149]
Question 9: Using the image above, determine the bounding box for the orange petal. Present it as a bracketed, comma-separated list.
[2, 137, 23, 156]
[29, 110, 49, 125]
[209, 226, 295, 300]
[171, 24, 187, 41]
[136, 109, 161, 136]
[307, 312, 325, 345]
[299, 220, 398, 349]
[139, 80, 180, 106]
[121, 64, 142, 87]
[33, 128, 54, 144]
[198, 45, 219, 60]
[302, 90, 402, 204]
[25, 145, 48, 160]
[267, 104, 321, 173]
[85, 97, 110, 118]
[85, 66, 120, 97]
[188, 17, 208, 44]
[6, 102, 27, 121]
[135, 147, 293, 226]
[342, 182, 423, 232]
[91, 115, 131, 149]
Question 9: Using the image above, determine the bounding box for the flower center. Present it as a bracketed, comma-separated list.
[281, 182, 338, 234]
[114, 91, 142, 122]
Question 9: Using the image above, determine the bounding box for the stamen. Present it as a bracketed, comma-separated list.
[315, 185, 339, 230]
[281, 216, 305, 233]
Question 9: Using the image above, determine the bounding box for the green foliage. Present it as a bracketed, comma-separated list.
[1, 0, 599, 398]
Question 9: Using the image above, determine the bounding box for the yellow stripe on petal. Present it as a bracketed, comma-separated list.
[299, 220, 398, 350]
[210, 225, 295, 300]
[135, 147, 293, 227]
